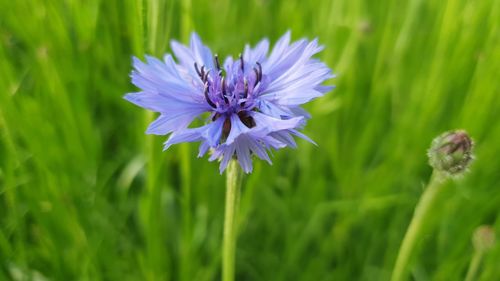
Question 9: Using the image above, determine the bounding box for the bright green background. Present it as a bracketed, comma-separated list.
[1, 0, 499, 280]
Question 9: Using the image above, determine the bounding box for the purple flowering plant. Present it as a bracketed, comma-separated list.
[125, 31, 333, 173]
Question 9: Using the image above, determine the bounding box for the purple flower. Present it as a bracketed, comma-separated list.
[125, 32, 334, 173]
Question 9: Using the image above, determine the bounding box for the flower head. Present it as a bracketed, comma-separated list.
[125, 32, 334, 173]
[473, 225, 496, 253]
[428, 129, 474, 177]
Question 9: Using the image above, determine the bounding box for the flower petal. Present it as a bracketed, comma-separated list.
[235, 138, 253, 173]
[290, 129, 317, 145]
[124, 91, 209, 113]
[218, 144, 236, 173]
[263, 31, 291, 71]
[163, 117, 225, 150]
[243, 38, 269, 65]
[131, 56, 199, 97]
[269, 131, 297, 148]
[170, 32, 215, 82]
[146, 113, 198, 135]
[251, 112, 305, 134]
[225, 114, 251, 144]
[189, 33, 215, 70]
[259, 39, 333, 106]
[244, 136, 272, 164]
[163, 128, 204, 151]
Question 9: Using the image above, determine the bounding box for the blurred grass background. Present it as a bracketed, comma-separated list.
[1, 0, 499, 280]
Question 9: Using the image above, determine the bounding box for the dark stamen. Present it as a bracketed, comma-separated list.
[204, 82, 216, 108]
[194, 62, 202, 78]
[238, 111, 256, 128]
[239, 54, 244, 72]
[221, 77, 229, 104]
[253, 68, 258, 80]
[243, 78, 248, 98]
[241, 78, 249, 107]
[221, 117, 232, 142]
[253, 67, 260, 87]
[214, 54, 221, 71]
[221, 77, 227, 95]
[203, 69, 210, 83]
[212, 112, 221, 121]
[256, 62, 262, 82]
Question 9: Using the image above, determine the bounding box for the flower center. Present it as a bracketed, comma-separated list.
[194, 54, 263, 140]
[194, 55, 262, 114]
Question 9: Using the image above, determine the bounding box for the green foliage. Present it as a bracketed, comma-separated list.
[1, 0, 499, 280]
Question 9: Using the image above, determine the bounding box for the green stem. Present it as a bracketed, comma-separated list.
[180, 144, 192, 281]
[223, 160, 243, 281]
[464, 250, 483, 281]
[390, 171, 447, 281]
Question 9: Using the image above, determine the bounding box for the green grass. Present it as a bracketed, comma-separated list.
[1, 0, 499, 280]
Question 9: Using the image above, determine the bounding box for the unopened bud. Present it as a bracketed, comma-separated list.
[428, 130, 474, 176]
[473, 225, 495, 252]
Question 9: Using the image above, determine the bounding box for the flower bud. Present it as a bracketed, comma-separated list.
[473, 225, 496, 252]
[428, 130, 474, 176]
